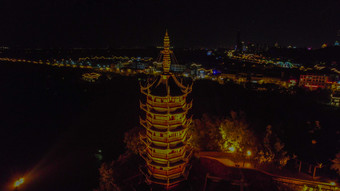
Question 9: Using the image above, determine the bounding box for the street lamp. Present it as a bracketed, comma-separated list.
[243, 150, 252, 167]
[14, 177, 24, 190]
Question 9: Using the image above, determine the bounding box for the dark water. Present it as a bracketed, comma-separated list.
[1, 62, 339, 190]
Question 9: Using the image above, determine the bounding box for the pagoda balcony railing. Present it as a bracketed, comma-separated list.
[146, 132, 185, 142]
[146, 151, 184, 160]
[140, 102, 192, 114]
[146, 99, 185, 108]
[148, 166, 184, 177]
[151, 147, 192, 161]
[147, 135, 183, 143]
[140, 117, 191, 131]
[146, 118, 184, 126]
[141, 135, 185, 153]
[147, 151, 164, 159]
[146, 148, 185, 160]
[168, 151, 186, 159]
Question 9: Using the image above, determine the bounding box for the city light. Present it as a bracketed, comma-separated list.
[14, 177, 24, 188]
[228, 146, 235, 152]
[82, 73, 101, 82]
[330, 182, 336, 186]
[246, 150, 252, 156]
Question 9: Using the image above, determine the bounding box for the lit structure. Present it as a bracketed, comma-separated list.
[139, 31, 193, 189]
[335, 41, 339, 46]
[82, 72, 101, 82]
[330, 91, 340, 107]
[170, 64, 187, 73]
[299, 75, 329, 90]
[14, 177, 24, 188]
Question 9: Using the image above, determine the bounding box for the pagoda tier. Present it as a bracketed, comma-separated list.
[139, 74, 193, 189]
[139, 31, 193, 189]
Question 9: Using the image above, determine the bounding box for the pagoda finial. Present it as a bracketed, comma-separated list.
[162, 29, 171, 73]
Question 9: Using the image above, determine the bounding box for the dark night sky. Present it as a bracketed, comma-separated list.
[0, 0, 339, 48]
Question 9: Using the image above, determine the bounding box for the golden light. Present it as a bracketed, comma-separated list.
[14, 177, 24, 188]
[138, 30, 193, 188]
[246, 150, 252, 156]
[330, 182, 336, 186]
[228, 146, 235, 152]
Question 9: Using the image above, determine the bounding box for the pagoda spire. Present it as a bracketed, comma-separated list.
[162, 29, 171, 73]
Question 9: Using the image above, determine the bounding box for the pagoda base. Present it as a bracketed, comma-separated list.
[139, 164, 191, 190]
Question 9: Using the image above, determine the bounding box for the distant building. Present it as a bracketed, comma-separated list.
[247, 43, 257, 53]
[218, 73, 246, 84]
[189, 63, 202, 77]
[335, 41, 339, 46]
[128, 62, 149, 70]
[330, 92, 340, 107]
[82, 73, 101, 83]
[299, 75, 329, 90]
[114, 62, 124, 69]
[0, 46, 9, 51]
[196, 68, 213, 79]
[153, 61, 163, 69]
[288, 79, 298, 88]
[170, 64, 186, 73]
[242, 42, 247, 52]
[329, 81, 340, 91]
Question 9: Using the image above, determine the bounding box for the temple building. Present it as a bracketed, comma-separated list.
[139, 31, 193, 189]
[299, 75, 329, 90]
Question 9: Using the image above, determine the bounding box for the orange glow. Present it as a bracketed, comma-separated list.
[228, 146, 235, 152]
[82, 72, 101, 82]
[139, 31, 193, 188]
[14, 177, 24, 188]
[312, 140, 317, 144]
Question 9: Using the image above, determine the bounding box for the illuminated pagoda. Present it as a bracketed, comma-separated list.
[139, 30, 193, 189]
